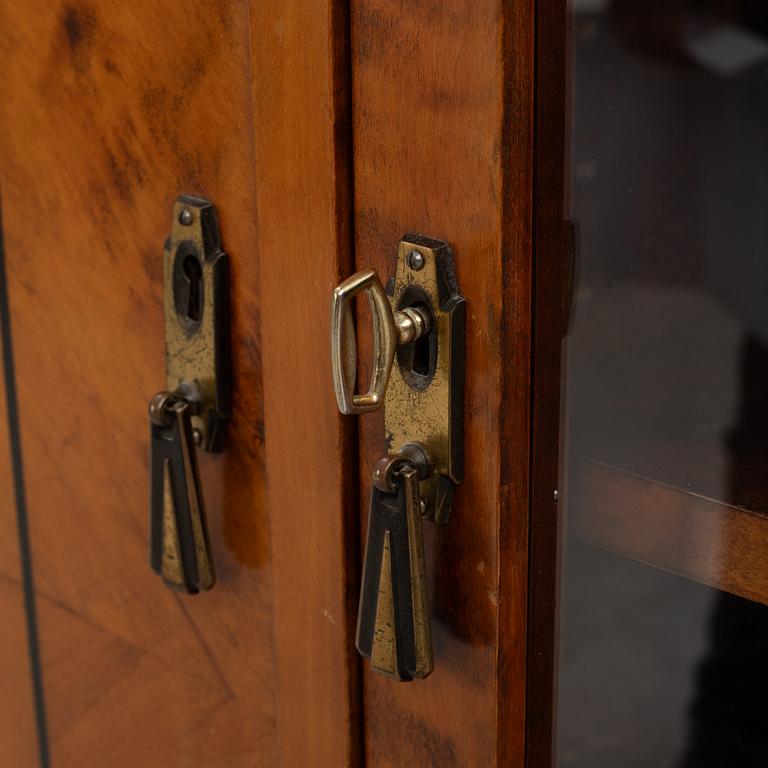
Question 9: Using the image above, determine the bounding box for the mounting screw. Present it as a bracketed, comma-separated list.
[179, 208, 194, 226]
[407, 250, 425, 271]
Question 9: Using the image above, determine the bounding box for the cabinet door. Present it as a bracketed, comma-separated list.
[530, 2, 768, 766]
[349, 1, 534, 765]
[0, 1, 539, 766]
[0, 1, 356, 765]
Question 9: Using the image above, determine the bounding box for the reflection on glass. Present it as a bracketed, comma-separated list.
[558, 1, 768, 765]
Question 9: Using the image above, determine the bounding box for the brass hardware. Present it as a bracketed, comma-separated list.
[357, 447, 433, 680]
[164, 196, 230, 451]
[331, 235, 465, 521]
[385, 235, 464, 523]
[149, 392, 214, 593]
[149, 195, 230, 594]
[371, 442, 432, 494]
[332, 234, 465, 680]
[331, 267, 432, 415]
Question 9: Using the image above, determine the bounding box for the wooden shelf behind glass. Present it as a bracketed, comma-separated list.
[571, 456, 768, 605]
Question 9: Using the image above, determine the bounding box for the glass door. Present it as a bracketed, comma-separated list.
[555, 1, 768, 765]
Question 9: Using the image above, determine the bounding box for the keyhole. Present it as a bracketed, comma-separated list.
[410, 303, 431, 377]
[182, 254, 202, 322]
[395, 289, 437, 390]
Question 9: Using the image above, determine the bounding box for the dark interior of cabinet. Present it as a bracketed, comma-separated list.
[558, 540, 768, 768]
[529, 4, 768, 766]
[567, 1, 768, 605]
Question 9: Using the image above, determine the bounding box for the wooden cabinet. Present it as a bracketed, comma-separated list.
[0, 1, 532, 765]
[2, 1, 767, 766]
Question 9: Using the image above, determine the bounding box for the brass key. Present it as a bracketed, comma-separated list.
[357, 445, 434, 681]
[149, 391, 215, 593]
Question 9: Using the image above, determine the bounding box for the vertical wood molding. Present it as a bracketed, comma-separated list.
[527, 0, 569, 765]
[251, 0, 361, 765]
[498, 0, 536, 765]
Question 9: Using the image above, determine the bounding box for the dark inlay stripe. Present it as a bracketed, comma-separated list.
[0, 197, 50, 767]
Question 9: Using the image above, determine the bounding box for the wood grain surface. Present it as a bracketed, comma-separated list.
[0, 2, 278, 765]
[572, 458, 768, 606]
[350, 1, 534, 765]
[0, 285, 39, 765]
[250, 1, 362, 765]
[0, 0, 544, 764]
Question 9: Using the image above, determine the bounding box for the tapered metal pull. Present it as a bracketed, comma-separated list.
[357, 449, 434, 681]
[149, 392, 215, 593]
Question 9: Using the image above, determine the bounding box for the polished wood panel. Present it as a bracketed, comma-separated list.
[572, 458, 768, 606]
[0, 1, 278, 764]
[350, 1, 534, 764]
[250, 1, 361, 765]
[0, 313, 38, 766]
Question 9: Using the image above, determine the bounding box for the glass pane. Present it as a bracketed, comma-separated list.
[557, 2, 768, 765]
